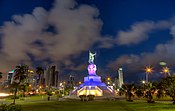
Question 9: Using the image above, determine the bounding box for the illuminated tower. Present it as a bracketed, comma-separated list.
[7, 70, 15, 84]
[118, 68, 123, 88]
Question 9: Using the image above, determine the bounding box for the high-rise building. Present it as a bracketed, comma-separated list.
[68, 75, 75, 88]
[118, 68, 124, 88]
[55, 71, 59, 87]
[7, 70, 15, 83]
[45, 66, 59, 87]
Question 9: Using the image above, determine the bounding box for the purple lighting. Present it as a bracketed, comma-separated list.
[88, 64, 97, 75]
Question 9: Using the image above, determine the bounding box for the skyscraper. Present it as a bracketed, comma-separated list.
[7, 70, 15, 84]
[45, 66, 59, 87]
[118, 68, 124, 88]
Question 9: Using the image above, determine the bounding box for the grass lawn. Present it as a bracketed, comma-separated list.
[20, 100, 175, 111]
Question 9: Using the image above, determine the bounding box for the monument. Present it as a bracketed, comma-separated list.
[71, 51, 114, 97]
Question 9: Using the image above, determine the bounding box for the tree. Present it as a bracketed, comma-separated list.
[19, 83, 29, 97]
[12, 64, 28, 104]
[36, 67, 44, 87]
[144, 82, 157, 103]
[122, 83, 136, 102]
[156, 81, 165, 99]
[135, 86, 144, 99]
[160, 76, 175, 104]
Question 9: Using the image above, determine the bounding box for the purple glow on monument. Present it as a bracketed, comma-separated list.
[88, 64, 97, 75]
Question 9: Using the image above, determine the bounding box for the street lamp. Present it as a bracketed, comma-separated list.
[145, 66, 153, 83]
[162, 67, 170, 76]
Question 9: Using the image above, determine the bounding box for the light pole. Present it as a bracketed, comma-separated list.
[145, 66, 153, 83]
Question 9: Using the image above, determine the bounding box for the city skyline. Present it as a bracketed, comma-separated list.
[0, 0, 175, 82]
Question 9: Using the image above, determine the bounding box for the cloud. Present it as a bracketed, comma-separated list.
[108, 25, 175, 74]
[0, 0, 106, 72]
[116, 20, 173, 45]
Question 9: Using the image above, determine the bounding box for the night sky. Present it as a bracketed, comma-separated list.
[0, 0, 175, 82]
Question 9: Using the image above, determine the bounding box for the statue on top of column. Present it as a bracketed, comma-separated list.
[89, 51, 96, 64]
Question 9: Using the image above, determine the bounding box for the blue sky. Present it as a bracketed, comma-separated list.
[0, 0, 175, 82]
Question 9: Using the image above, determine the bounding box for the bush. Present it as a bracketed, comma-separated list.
[47, 91, 52, 96]
[57, 94, 62, 98]
[79, 95, 95, 101]
[87, 95, 95, 101]
[79, 95, 87, 101]
[0, 104, 22, 111]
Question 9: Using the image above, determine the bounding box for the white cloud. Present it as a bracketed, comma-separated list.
[116, 19, 173, 45]
[0, 0, 106, 72]
[108, 25, 175, 73]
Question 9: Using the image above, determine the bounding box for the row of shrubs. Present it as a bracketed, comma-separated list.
[79, 95, 95, 101]
[0, 104, 22, 111]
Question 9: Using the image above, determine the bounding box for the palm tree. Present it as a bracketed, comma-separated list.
[12, 64, 28, 104]
[0, 72, 2, 80]
[0, 72, 2, 88]
[122, 83, 136, 102]
[36, 67, 44, 87]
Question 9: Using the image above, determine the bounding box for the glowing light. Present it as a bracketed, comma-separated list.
[88, 64, 97, 75]
[78, 82, 82, 84]
[0, 93, 10, 97]
[160, 61, 167, 66]
[28, 70, 34, 73]
[90, 91, 95, 95]
[162, 67, 169, 74]
[107, 77, 111, 81]
[142, 81, 145, 84]
[119, 68, 122, 71]
[145, 66, 153, 74]
[77, 86, 103, 96]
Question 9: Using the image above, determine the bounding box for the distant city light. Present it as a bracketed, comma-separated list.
[0, 93, 10, 97]
[28, 70, 34, 73]
[142, 80, 145, 84]
[160, 61, 167, 66]
[107, 77, 111, 81]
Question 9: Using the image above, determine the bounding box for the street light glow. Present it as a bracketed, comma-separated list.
[145, 66, 153, 83]
[145, 66, 153, 74]
[162, 67, 169, 73]
[107, 77, 111, 81]
[142, 80, 145, 84]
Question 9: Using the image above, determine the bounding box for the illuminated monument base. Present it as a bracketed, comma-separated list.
[71, 63, 114, 97]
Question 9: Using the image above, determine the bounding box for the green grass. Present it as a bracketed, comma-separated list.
[0, 95, 58, 104]
[20, 100, 175, 111]
[1, 95, 175, 111]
